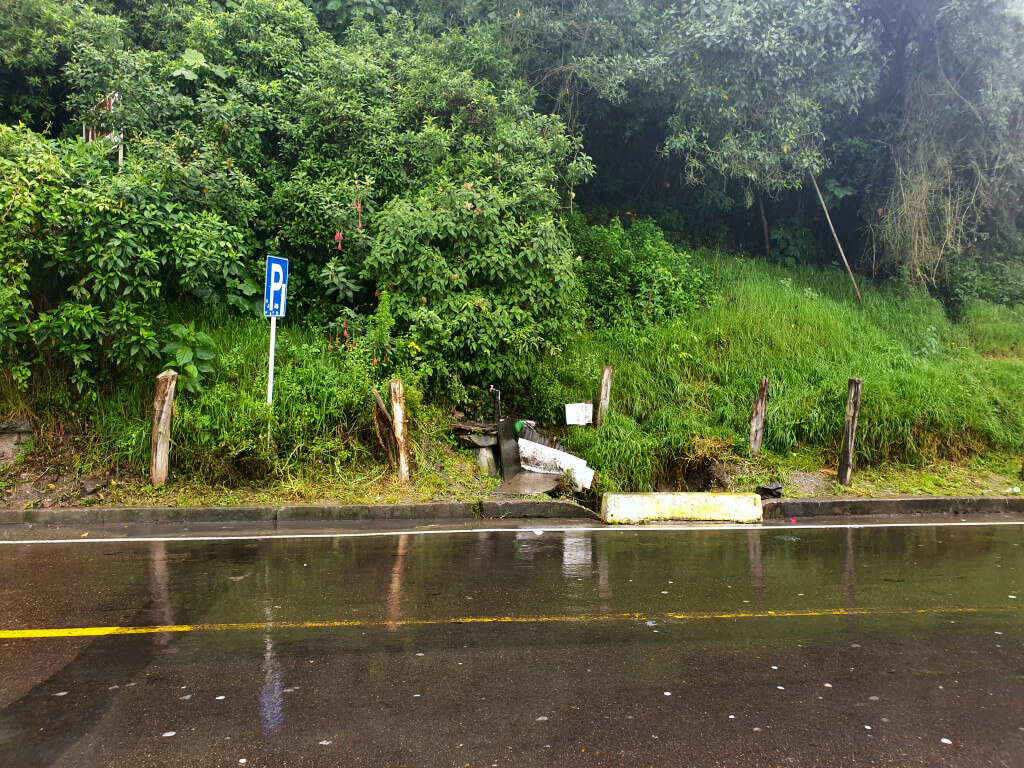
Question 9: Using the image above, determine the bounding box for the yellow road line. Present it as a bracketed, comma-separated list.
[0, 606, 1018, 641]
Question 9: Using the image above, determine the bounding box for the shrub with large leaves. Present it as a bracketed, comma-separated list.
[0, 124, 252, 391]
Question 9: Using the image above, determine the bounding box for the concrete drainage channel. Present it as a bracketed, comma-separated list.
[1, 494, 1024, 527]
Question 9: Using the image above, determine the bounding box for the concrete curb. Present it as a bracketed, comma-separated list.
[0, 495, 1021, 527]
[278, 502, 476, 521]
[763, 495, 1024, 518]
[0, 499, 589, 526]
[479, 499, 595, 519]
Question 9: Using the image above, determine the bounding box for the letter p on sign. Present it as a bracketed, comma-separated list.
[264, 256, 289, 318]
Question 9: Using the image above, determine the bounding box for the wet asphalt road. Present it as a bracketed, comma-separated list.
[1, 520, 1023, 767]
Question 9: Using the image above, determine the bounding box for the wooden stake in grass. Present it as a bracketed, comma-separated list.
[390, 379, 411, 483]
[150, 370, 177, 487]
[838, 378, 863, 486]
[810, 173, 863, 307]
[596, 365, 613, 429]
[749, 377, 769, 457]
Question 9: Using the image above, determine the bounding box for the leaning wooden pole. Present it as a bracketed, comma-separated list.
[150, 370, 178, 487]
[758, 198, 771, 259]
[810, 173, 863, 306]
[749, 377, 769, 457]
[596, 366, 613, 429]
[837, 378, 863, 486]
[371, 388, 397, 469]
[390, 379, 411, 483]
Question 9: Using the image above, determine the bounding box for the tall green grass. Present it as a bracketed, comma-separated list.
[541, 256, 1024, 491]
[90, 307, 430, 482]
[962, 300, 1024, 357]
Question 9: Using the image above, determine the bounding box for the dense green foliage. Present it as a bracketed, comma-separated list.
[416, 0, 1024, 293]
[94, 303, 414, 480]
[568, 214, 705, 329]
[1, 0, 592, 393]
[0, 124, 250, 392]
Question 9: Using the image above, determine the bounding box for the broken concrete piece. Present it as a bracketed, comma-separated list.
[471, 446, 499, 478]
[493, 471, 561, 496]
[456, 433, 498, 449]
[565, 403, 593, 426]
[518, 438, 594, 491]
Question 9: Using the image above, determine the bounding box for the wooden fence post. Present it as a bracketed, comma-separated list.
[390, 379, 411, 483]
[596, 366, 613, 429]
[749, 377, 769, 457]
[151, 370, 177, 487]
[838, 378, 863, 486]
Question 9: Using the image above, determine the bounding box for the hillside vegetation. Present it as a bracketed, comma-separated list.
[1, 0, 1023, 499]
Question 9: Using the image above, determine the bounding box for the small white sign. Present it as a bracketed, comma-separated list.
[565, 402, 593, 426]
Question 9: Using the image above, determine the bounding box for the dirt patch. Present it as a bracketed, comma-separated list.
[785, 470, 834, 497]
[657, 459, 733, 492]
[1, 470, 120, 510]
[0, 429, 129, 510]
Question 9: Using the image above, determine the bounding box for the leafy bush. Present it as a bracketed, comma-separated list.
[567, 215, 706, 329]
[0, 125, 253, 392]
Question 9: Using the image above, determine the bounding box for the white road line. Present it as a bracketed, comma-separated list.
[0, 519, 1022, 545]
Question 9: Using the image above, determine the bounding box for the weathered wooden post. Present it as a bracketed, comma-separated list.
[390, 379, 411, 483]
[596, 366, 613, 429]
[749, 377, 769, 457]
[150, 370, 177, 487]
[837, 378, 863, 486]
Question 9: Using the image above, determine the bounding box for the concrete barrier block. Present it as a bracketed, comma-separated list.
[601, 492, 763, 524]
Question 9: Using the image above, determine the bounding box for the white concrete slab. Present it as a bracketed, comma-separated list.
[601, 492, 763, 524]
[518, 439, 595, 491]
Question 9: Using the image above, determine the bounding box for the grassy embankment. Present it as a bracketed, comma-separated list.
[544, 255, 1024, 497]
[3, 254, 1023, 507]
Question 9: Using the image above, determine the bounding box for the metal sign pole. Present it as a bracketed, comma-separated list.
[263, 255, 288, 451]
[267, 316, 277, 406]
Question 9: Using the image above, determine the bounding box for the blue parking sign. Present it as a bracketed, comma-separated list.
[263, 256, 289, 318]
